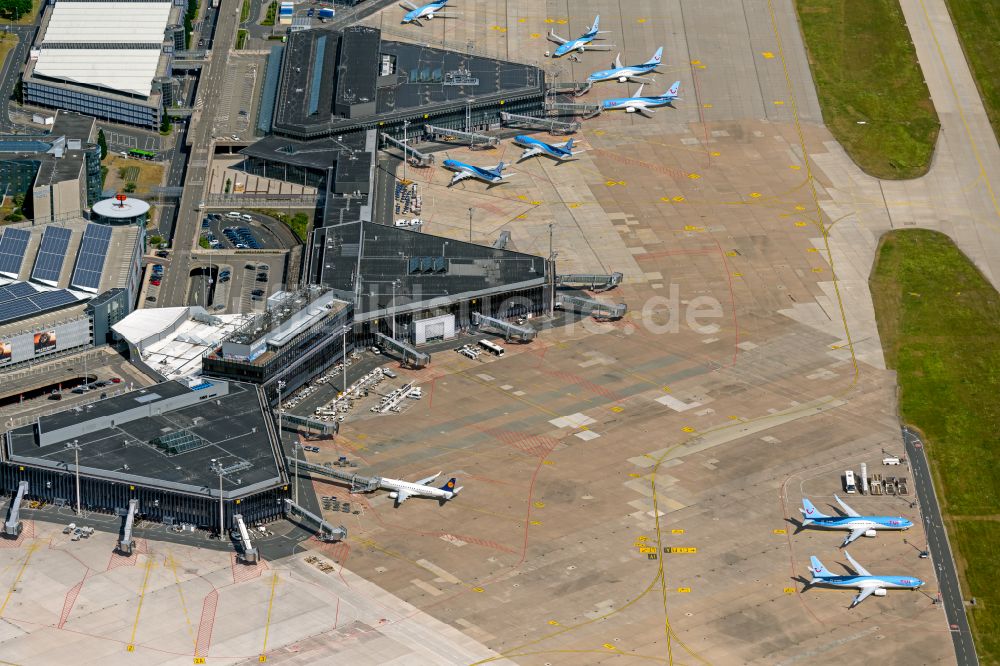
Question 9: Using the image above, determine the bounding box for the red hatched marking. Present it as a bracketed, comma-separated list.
[318, 541, 350, 564]
[0, 520, 34, 548]
[231, 553, 268, 584]
[105, 551, 137, 572]
[194, 590, 219, 657]
[57, 571, 89, 628]
[484, 429, 559, 458]
[444, 534, 516, 554]
[539, 369, 621, 400]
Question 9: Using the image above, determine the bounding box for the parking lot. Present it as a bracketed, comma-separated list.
[200, 212, 286, 250]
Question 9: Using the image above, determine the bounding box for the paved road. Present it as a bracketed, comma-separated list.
[0, 24, 39, 133]
[159, 0, 244, 307]
[902, 426, 979, 665]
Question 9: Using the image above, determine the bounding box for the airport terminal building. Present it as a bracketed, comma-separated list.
[1, 378, 289, 529]
[263, 25, 546, 140]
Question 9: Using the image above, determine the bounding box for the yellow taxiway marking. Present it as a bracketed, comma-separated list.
[127, 556, 155, 652]
[0, 543, 39, 618]
[259, 572, 280, 660]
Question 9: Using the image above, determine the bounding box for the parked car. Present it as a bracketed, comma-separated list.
[146, 296, 156, 302]
[110, 377, 122, 383]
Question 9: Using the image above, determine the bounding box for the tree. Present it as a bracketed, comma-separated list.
[0, 0, 32, 22]
[11, 79, 22, 105]
[124, 182, 136, 193]
[97, 129, 108, 160]
[224, 178, 231, 194]
[159, 112, 171, 135]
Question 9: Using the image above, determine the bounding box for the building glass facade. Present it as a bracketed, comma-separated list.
[24, 82, 161, 129]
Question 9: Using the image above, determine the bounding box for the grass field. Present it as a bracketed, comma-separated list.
[0, 33, 16, 72]
[794, 0, 940, 179]
[236, 29, 248, 50]
[240, 0, 250, 23]
[870, 229, 1000, 662]
[944, 1, 1000, 143]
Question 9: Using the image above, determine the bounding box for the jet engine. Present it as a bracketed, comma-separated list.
[625, 107, 637, 113]
[864, 529, 877, 537]
[388, 492, 399, 499]
[425, 12, 434, 19]
[618, 76, 628, 83]
[873, 589, 887, 597]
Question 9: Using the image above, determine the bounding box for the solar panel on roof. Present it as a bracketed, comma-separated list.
[31, 226, 73, 285]
[0, 281, 36, 303]
[70, 223, 113, 292]
[0, 287, 80, 326]
[0, 228, 30, 278]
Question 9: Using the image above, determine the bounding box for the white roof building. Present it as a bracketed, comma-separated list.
[113, 306, 255, 379]
[32, 2, 174, 97]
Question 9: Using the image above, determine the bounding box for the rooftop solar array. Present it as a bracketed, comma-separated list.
[31, 226, 73, 285]
[70, 223, 113, 292]
[0, 281, 37, 303]
[0, 287, 80, 326]
[0, 228, 30, 278]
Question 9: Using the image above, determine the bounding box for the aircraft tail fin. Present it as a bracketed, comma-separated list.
[646, 47, 663, 66]
[440, 478, 459, 493]
[590, 15, 600, 34]
[666, 80, 681, 97]
[493, 161, 506, 174]
[564, 138, 574, 151]
[800, 497, 829, 522]
[809, 556, 835, 579]
[634, 83, 645, 98]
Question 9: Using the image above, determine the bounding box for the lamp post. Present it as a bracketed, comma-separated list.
[341, 324, 349, 394]
[210, 459, 224, 540]
[468, 207, 473, 242]
[402, 120, 410, 185]
[390, 279, 400, 341]
[66, 440, 82, 517]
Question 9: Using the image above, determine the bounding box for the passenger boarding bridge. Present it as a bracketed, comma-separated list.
[232, 513, 259, 564]
[3, 481, 28, 538]
[284, 499, 347, 542]
[117, 498, 138, 555]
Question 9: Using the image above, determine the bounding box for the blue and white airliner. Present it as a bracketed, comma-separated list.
[547, 15, 614, 57]
[379, 471, 463, 507]
[588, 47, 663, 84]
[601, 81, 681, 117]
[800, 496, 913, 546]
[400, 0, 451, 26]
[809, 551, 924, 607]
[513, 135, 582, 162]
[442, 159, 513, 186]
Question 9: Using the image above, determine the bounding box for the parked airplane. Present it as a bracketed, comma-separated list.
[379, 472, 463, 506]
[601, 81, 681, 116]
[809, 552, 924, 607]
[547, 15, 614, 57]
[800, 496, 913, 546]
[443, 158, 512, 186]
[400, 0, 451, 25]
[513, 135, 582, 161]
[587, 47, 663, 84]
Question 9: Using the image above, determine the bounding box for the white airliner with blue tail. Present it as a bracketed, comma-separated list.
[800, 496, 913, 546]
[588, 47, 663, 84]
[442, 158, 513, 186]
[601, 81, 681, 117]
[809, 551, 924, 607]
[513, 135, 582, 162]
[547, 15, 614, 57]
[400, 0, 451, 26]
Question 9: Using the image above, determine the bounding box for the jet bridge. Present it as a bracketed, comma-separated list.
[232, 513, 259, 564]
[499, 112, 580, 135]
[492, 230, 511, 249]
[544, 101, 602, 119]
[547, 81, 592, 96]
[290, 457, 381, 493]
[116, 498, 138, 555]
[424, 125, 499, 149]
[3, 481, 28, 538]
[557, 272, 623, 292]
[381, 133, 434, 167]
[555, 294, 627, 319]
[375, 332, 430, 368]
[472, 312, 536, 342]
[284, 499, 347, 542]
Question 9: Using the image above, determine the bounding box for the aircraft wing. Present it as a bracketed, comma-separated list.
[415, 472, 441, 486]
[400, 1, 418, 8]
[613, 53, 623, 69]
[519, 146, 543, 160]
[843, 551, 872, 577]
[394, 489, 414, 505]
[627, 75, 656, 84]
[635, 106, 656, 117]
[583, 44, 615, 51]
[449, 171, 473, 185]
[835, 494, 861, 518]
[842, 528, 867, 547]
[850, 584, 879, 608]
[547, 30, 567, 45]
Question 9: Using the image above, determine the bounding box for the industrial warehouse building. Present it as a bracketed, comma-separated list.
[22, 0, 183, 129]
[1, 378, 288, 531]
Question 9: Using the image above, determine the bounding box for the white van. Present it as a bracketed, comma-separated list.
[882, 457, 901, 466]
[241, 214, 252, 222]
[226, 211, 241, 219]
